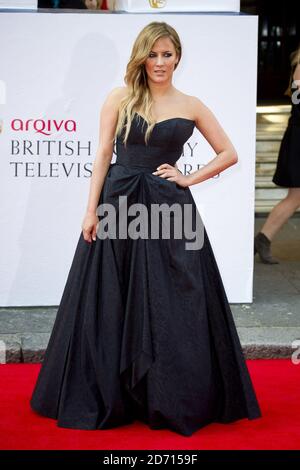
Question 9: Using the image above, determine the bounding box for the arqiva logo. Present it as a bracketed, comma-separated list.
[11, 119, 76, 136]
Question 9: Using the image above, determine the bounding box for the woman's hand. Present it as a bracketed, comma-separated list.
[152, 163, 191, 188]
[81, 212, 99, 243]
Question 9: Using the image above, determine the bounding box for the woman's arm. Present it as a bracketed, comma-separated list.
[84, 87, 124, 216]
[186, 96, 238, 186]
[81, 86, 126, 242]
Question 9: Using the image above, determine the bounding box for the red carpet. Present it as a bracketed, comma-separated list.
[0, 359, 299, 450]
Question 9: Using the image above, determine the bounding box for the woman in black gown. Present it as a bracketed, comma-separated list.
[254, 45, 300, 264]
[30, 21, 262, 437]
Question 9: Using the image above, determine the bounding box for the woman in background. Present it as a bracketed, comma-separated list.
[254, 46, 300, 264]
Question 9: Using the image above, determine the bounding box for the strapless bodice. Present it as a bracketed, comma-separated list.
[115, 113, 195, 170]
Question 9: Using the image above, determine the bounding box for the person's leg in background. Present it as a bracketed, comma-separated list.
[254, 188, 300, 264]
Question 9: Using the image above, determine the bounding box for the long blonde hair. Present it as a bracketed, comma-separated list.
[115, 21, 182, 146]
[284, 44, 300, 97]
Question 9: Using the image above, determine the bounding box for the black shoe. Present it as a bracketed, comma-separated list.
[254, 232, 280, 264]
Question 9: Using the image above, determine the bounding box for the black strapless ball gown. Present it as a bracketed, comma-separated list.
[30, 112, 262, 436]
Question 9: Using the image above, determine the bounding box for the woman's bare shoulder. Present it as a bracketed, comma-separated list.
[184, 93, 227, 134]
[171, 90, 204, 118]
[105, 86, 129, 101]
[174, 91, 207, 116]
[100, 86, 129, 118]
[186, 94, 213, 121]
[187, 94, 207, 109]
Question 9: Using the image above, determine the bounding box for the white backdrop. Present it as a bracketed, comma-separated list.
[0, 11, 258, 306]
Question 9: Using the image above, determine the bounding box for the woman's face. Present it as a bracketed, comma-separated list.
[144, 36, 178, 84]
